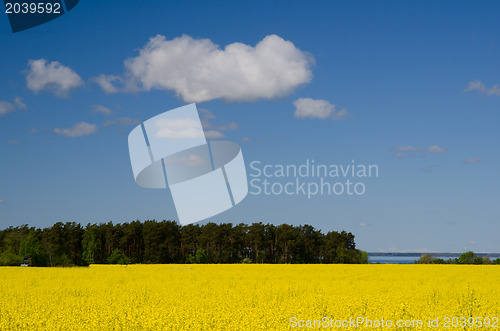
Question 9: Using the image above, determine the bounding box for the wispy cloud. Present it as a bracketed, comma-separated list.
[428, 145, 447, 155]
[463, 80, 500, 96]
[392, 144, 446, 158]
[463, 157, 482, 164]
[104, 117, 140, 127]
[293, 98, 349, 120]
[392, 145, 424, 153]
[420, 165, 434, 173]
[91, 105, 113, 116]
[164, 154, 208, 166]
[26, 59, 83, 97]
[54, 122, 98, 137]
[0, 199, 5, 204]
[154, 118, 204, 140]
[199, 108, 238, 140]
[0, 97, 26, 117]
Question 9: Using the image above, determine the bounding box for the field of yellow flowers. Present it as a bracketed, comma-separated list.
[0, 264, 498, 330]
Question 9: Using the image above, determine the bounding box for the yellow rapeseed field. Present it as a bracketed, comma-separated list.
[0, 265, 498, 330]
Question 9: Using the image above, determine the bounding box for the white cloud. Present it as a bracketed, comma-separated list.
[14, 97, 26, 109]
[7, 140, 21, 145]
[293, 98, 348, 120]
[392, 145, 423, 153]
[358, 222, 368, 227]
[204, 130, 225, 139]
[393, 144, 446, 158]
[92, 74, 121, 94]
[463, 157, 482, 164]
[104, 117, 141, 127]
[26, 59, 83, 97]
[98, 34, 313, 102]
[463, 80, 500, 96]
[428, 145, 446, 155]
[164, 154, 208, 166]
[54, 122, 98, 137]
[0, 199, 5, 204]
[154, 118, 204, 140]
[199, 108, 238, 140]
[0, 101, 15, 116]
[0, 97, 26, 117]
[91, 105, 113, 116]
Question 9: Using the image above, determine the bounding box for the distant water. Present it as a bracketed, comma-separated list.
[368, 256, 455, 264]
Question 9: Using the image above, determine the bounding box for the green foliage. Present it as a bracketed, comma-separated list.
[458, 251, 483, 265]
[0, 220, 424, 266]
[82, 226, 99, 265]
[187, 248, 207, 264]
[416, 252, 497, 265]
[241, 257, 252, 264]
[107, 248, 130, 265]
[417, 254, 433, 264]
[0, 251, 22, 266]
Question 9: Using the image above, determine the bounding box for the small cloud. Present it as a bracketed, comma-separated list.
[293, 98, 348, 120]
[30, 128, 38, 134]
[7, 140, 21, 145]
[0, 101, 15, 117]
[199, 108, 239, 131]
[199, 108, 238, 140]
[204, 130, 225, 140]
[164, 154, 208, 166]
[463, 80, 500, 96]
[92, 74, 122, 94]
[0, 199, 5, 204]
[392, 144, 446, 158]
[91, 105, 113, 116]
[463, 158, 482, 164]
[428, 145, 446, 155]
[0, 97, 26, 117]
[14, 97, 26, 109]
[420, 165, 434, 173]
[26, 59, 84, 97]
[392, 145, 423, 153]
[104, 117, 140, 127]
[358, 222, 368, 227]
[240, 135, 286, 143]
[154, 118, 204, 140]
[469, 240, 476, 245]
[54, 122, 98, 137]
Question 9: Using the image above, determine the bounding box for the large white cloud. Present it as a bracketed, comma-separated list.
[54, 122, 98, 137]
[97, 34, 314, 103]
[293, 98, 348, 120]
[26, 59, 84, 97]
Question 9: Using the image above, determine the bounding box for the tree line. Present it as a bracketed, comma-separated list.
[416, 252, 500, 265]
[0, 221, 369, 266]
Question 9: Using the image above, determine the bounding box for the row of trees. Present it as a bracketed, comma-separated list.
[416, 252, 500, 265]
[0, 221, 368, 266]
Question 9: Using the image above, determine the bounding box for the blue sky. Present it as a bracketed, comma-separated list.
[0, 0, 499, 252]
